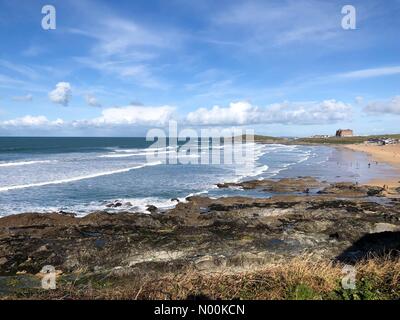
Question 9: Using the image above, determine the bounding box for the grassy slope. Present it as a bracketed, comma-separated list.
[251, 134, 400, 145]
[2, 256, 399, 300]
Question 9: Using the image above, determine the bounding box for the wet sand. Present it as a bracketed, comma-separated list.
[344, 144, 400, 189]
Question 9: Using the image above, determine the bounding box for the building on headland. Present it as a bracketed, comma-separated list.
[335, 129, 353, 137]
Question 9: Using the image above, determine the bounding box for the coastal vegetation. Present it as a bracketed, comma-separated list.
[2, 256, 399, 300]
[251, 134, 400, 145]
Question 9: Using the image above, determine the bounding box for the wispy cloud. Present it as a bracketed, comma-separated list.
[21, 45, 46, 57]
[75, 57, 167, 89]
[0, 74, 26, 88]
[209, 0, 360, 50]
[0, 60, 39, 80]
[67, 6, 181, 90]
[0, 62, 62, 93]
[336, 66, 400, 79]
[260, 65, 400, 97]
[12, 94, 33, 102]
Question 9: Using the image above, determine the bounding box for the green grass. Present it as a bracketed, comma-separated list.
[251, 134, 400, 145]
[286, 283, 322, 300]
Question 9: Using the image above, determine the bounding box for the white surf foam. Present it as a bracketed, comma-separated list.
[98, 153, 138, 158]
[100, 197, 176, 215]
[99, 150, 176, 158]
[0, 161, 162, 192]
[0, 160, 55, 167]
[232, 164, 270, 182]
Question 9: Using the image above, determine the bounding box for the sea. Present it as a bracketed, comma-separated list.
[0, 137, 396, 216]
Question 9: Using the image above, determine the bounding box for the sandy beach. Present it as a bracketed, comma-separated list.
[345, 144, 400, 189]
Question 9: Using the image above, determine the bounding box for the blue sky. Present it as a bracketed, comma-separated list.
[0, 0, 399, 136]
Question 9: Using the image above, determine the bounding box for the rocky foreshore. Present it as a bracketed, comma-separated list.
[1, 177, 400, 297]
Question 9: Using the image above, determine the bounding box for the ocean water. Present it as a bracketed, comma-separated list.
[0, 137, 395, 216]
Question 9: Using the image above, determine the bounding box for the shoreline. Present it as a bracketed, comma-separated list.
[1, 141, 400, 299]
[1, 142, 399, 216]
[343, 144, 400, 190]
[0, 177, 399, 299]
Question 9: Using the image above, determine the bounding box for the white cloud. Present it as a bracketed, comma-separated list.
[187, 100, 352, 126]
[187, 101, 257, 125]
[49, 82, 72, 106]
[0, 105, 175, 130]
[364, 96, 400, 114]
[0, 100, 353, 131]
[87, 105, 176, 127]
[12, 94, 33, 102]
[85, 94, 101, 107]
[1, 115, 63, 127]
